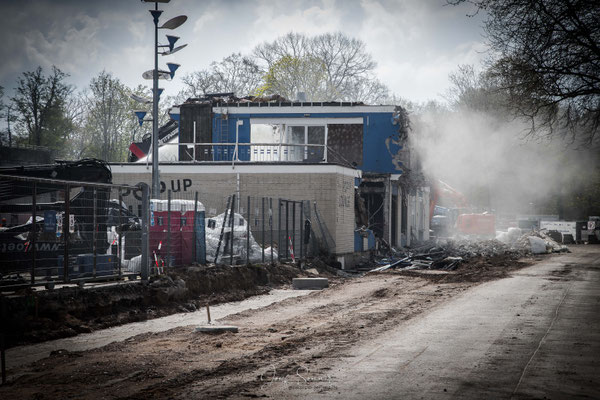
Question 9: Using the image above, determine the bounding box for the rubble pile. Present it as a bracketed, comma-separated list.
[496, 227, 569, 254]
[370, 229, 569, 273]
[371, 239, 523, 273]
[514, 231, 570, 254]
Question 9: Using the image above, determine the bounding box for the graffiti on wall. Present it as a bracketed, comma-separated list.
[338, 178, 352, 208]
[122, 179, 193, 200]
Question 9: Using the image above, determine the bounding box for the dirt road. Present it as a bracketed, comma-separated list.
[266, 246, 600, 399]
[1, 247, 597, 399]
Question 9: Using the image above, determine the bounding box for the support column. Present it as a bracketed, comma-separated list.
[383, 177, 392, 245]
[423, 186, 431, 241]
[396, 184, 403, 247]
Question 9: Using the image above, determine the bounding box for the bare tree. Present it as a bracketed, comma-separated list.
[444, 64, 510, 115]
[178, 53, 262, 100]
[254, 32, 384, 102]
[180, 69, 218, 99]
[179, 32, 388, 104]
[343, 77, 390, 104]
[450, 0, 600, 144]
[311, 32, 377, 100]
[253, 32, 309, 67]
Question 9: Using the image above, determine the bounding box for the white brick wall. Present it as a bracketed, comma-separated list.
[110, 164, 359, 255]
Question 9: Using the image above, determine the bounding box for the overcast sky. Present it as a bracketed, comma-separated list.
[0, 0, 486, 104]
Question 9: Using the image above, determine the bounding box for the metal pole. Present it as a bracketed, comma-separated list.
[118, 189, 123, 276]
[1, 296, 5, 385]
[167, 190, 171, 267]
[261, 197, 265, 263]
[246, 196, 252, 264]
[93, 188, 97, 278]
[31, 182, 36, 285]
[292, 201, 296, 263]
[193, 191, 198, 262]
[230, 194, 235, 265]
[270, 198, 274, 265]
[141, 183, 150, 281]
[285, 200, 289, 259]
[246, 196, 250, 265]
[277, 199, 282, 262]
[63, 184, 70, 283]
[215, 195, 231, 264]
[151, 3, 161, 199]
[299, 201, 304, 265]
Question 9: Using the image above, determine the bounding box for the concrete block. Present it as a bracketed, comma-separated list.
[195, 325, 239, 333]
[292, 277, 329, 290]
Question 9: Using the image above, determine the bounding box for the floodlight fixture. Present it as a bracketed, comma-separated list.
[130, 93, 152, 104]
[161, 43, 187, 56]
[159, 15, 187, 29]
[142, 69, 171, 80]
[166, 62, 180, 79]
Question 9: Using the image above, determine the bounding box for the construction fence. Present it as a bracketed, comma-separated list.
[0, 175, 335, 291]
[147, 190, 335, 269]
[0, 174, 149, 290]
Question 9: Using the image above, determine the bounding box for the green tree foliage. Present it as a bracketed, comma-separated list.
[450, 0, 600, 145]
[82, 71, 135, 162]
[255, 55, 329, 100]
[11, 66, 73, 153]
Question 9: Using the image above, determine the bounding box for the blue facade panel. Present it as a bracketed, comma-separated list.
[362, 113, 403, 174]
[212, 110, 404, 174]
[213, 117, 252, 161]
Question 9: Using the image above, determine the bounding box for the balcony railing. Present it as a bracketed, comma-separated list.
[151, 142, 354, 166]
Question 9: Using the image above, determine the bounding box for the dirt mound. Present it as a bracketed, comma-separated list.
[2, 263, 304, 348]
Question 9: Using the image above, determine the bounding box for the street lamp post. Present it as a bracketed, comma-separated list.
[151, 4, 162, 199]
[139, 0, 187, 199]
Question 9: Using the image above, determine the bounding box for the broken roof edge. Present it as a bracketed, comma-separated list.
[180, 93, 402, 108]
[212, 104, 397, 114]
[109, 162, 362, 178]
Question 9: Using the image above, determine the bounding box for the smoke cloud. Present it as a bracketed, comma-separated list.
[410, 106, 597, 216]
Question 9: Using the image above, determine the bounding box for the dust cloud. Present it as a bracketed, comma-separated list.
[410, 107, 596, 215]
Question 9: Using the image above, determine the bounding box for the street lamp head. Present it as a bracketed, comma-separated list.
[159, 15, 187, 29]
[161, 43, 187, 56]
[166, 35, 179, 51]
[166, 63, 180, 79]
[130, 93, 152, 104]
[142, 69, 170, 80]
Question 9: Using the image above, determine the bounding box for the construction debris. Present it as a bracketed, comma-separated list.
[367, 229, 568, 273]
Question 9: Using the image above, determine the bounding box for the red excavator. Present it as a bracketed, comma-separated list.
[429, 180, 495, 238]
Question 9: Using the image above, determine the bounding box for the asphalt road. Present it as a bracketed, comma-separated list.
[271, 245, 600, 399]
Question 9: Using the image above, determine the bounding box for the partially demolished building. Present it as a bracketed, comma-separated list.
[111, 95, 429, 264]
